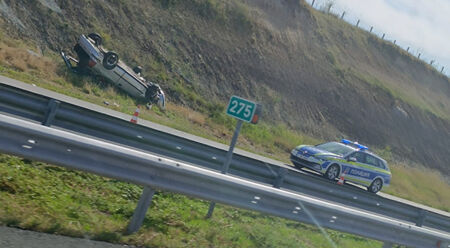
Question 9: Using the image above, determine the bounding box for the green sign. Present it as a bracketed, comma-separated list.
[226, 96, 256, 123]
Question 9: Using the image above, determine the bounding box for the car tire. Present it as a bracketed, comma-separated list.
[368, 178, 383, 193]
[133, 66, 142, 74]
[324, 164, 340, 181]
[88, 33, 102, 46]
[103, 51, 119, 70]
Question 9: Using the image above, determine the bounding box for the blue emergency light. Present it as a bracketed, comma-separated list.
[341, 139, 368, 150]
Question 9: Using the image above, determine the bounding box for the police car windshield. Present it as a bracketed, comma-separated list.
[315, 142, 355, 156]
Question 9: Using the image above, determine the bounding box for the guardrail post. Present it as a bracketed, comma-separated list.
[126, 186, 155, 234]
[273, 167, 288, 189]
[416, 209, 427, 227]
[42, 99, 60, 126]
[206, 202, 216, 219]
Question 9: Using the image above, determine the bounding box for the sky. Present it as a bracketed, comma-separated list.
[309, 0, 450, 76]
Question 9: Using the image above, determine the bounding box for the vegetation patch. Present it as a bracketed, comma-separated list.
[0, 154, 384, 247]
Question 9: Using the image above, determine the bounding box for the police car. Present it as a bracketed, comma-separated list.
[290, 139, 391, 193]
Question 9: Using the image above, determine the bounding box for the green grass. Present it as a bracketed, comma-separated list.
[0, 155, 382, 248]
[154, 0, 252, 30]
[384, 164, 450, 212]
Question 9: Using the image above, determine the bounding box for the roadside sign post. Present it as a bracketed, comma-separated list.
[220, 120, 243, 174]
[206, 96, 260, 218]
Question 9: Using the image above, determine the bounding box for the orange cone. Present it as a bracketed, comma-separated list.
[130, 106, 140, 124]
[337, 173, 345, 185]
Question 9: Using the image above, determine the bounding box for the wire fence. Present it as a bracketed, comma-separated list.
[306, 0, 448, 77]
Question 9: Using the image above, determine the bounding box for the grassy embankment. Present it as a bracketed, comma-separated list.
[314, 7, 450, 121]
[0, 31, 448, 247]
[0, 155, 381, 248]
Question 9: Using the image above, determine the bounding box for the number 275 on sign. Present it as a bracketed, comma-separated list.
[226, 96, 256, 123]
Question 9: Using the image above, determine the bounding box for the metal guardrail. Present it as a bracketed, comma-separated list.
[0, 114, 448, 248]
[0, 75, 449, 234]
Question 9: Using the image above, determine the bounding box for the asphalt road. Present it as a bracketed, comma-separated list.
[0, 226, 135, 248]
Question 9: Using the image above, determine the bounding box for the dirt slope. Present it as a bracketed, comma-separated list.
[0, 0, 449, 174]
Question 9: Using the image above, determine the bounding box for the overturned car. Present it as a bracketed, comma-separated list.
[61, 33, 165, 108]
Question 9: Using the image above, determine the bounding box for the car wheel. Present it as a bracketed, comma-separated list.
[88, 33, 102, 46]
[103, 52, 119, 70]
[324, 164, 340, 180]
[133, 66, 142, 74]
[368, 178, 383, 193]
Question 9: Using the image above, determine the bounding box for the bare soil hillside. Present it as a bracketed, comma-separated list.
[1, 0, 449, 174]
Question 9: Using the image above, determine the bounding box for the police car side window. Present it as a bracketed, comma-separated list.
[353, 152, 366, 163]
[366, 155, 379, 167]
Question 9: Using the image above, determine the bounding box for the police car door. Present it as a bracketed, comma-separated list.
[364, 154, 384, 182]
[345, 152, 372, 186]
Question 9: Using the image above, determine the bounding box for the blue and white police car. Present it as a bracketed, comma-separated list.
[290, 139, 391, 193]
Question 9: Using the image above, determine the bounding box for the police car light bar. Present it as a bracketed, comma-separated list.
[341, 139, 369, 150]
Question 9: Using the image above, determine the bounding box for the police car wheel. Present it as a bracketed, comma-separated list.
[368, 179, 382, 193]
[324, 164, 340, 180]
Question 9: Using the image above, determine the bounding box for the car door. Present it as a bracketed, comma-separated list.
[366, 155, 390, 185]
[115, 67, 147, 98]
[344, 152, 372, 186]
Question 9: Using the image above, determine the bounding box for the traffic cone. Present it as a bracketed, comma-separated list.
[337, 173, 345, 185]
[130, 105, 140, 124]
